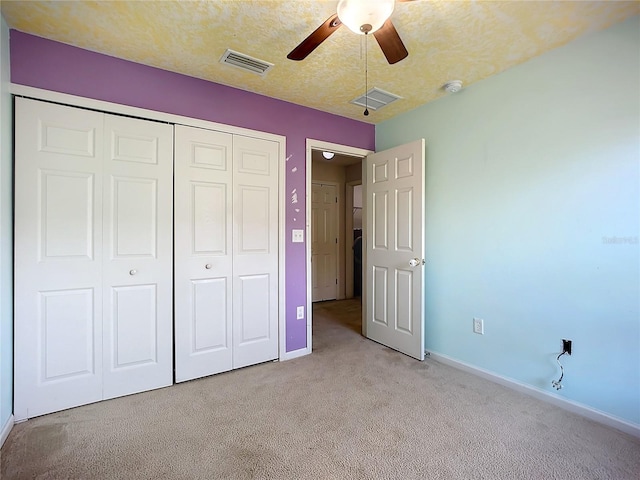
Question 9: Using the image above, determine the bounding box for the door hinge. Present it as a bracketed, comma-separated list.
[335, 278, 338, 284]
[335, 238, 338, 244]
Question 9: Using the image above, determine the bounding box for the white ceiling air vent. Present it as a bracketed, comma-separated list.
[350, 87, 402, 111]
[219, 49, 274, 76]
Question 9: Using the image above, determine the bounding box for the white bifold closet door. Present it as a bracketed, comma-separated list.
[101, 114, 173, 400]
[174, 125, 279, 383]
[14, 98, 173, 420]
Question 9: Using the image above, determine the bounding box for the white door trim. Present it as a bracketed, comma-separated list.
[11, 85, 288, 364]
[305, 139, 372, 354]
[10, 85, 282, 143]
[345, 180, 362, 299]
[277, 136, 287, 363]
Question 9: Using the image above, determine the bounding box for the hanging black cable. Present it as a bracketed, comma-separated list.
[364, 32, 369, 116]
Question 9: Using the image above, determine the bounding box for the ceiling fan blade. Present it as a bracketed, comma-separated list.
[287, 14, 342, 61]
[373, 20, 408, 64]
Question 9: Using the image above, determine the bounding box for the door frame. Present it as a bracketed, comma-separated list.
[305, 139, 372, 351]
[11, 84, 288, 362]
[311, 180, 340, 302]
[345, 180, 362, 299]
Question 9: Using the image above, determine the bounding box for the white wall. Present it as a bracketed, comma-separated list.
[0, 14, 14, 440]
[377, 16, 640, 426]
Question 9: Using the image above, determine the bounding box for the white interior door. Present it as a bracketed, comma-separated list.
[101, 114, 174, 399]
[232, 135, 279, 369]
[15, 98, 174, 419]
[311, 183, 338, 302]
[14, 98, 105, 420]
[174, 125, 234, 382]
[364, 139, 425, 360]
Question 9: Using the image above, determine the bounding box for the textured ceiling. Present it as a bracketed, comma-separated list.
[2, 1, 638, 124]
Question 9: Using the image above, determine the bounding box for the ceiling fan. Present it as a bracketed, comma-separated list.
[287, 0, 410, 65]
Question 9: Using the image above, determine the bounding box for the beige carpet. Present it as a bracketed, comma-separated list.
[2, 299, 639, 479]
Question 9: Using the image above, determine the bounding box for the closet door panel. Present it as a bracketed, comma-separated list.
[236, 273, 271, 342]
[193, 182, 227, 254]
[40, 171, 95, 259]
[14, 98, 104, 420]
[191, 278, 228, 350]
[111, 284, 158, 366]
[111, 176, 158, 256]
[102, 115, 174, 399]
[232, 135, 279, 369]
[174, 125, 233, 382]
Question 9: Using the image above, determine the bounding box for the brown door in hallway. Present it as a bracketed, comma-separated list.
[312, 182, 338, 301]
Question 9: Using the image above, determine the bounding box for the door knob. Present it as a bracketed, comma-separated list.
[408, 258, 424, 267]
[205, 264, 212, 269]
[129, 269, 137, 275]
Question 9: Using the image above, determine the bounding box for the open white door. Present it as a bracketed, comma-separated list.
[364, 139, 425, 360]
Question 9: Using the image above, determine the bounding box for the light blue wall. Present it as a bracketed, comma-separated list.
[377, 16, 640, 425]
[0, 15, 13, 431]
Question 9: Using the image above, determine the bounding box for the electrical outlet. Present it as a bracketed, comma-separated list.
[473, 318, 484, 335]
[563, 339, 572, 355]
[296, 306, 305, 320]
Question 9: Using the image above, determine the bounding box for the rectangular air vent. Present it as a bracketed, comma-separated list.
[220, 49, 274, 76]
[350, 87, 402, 111]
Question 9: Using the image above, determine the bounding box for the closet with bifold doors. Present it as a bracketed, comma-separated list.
[14, 97, 174, 420]
[14, 97, 283, 419]
[173, 125, 279, 383]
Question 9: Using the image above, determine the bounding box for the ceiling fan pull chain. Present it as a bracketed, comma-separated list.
[364, 32, 369, 117]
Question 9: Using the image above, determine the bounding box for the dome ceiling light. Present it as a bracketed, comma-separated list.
[337, 0, 395, 35]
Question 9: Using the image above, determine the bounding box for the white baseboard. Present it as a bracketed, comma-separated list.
[427, 351, 640, 439]
[0, 414, 13, 448]
[280, 347, 311, 362]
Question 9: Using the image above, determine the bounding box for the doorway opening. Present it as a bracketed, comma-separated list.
[305, 139, 372, 352]
[311, 150, 362, 302]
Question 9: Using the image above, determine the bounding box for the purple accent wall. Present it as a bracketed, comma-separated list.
[10, 30, 374, 352]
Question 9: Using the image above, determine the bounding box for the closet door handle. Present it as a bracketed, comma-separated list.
[205, 264, 212, 270]
[129, 269, 137, 276]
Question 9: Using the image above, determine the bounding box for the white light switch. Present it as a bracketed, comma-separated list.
[292, 229, 304, 243]
[296, 306, 305, 320]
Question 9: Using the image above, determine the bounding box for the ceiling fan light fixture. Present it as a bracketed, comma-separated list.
[337, 0, 395, 35]
[322, 151, 335, 160]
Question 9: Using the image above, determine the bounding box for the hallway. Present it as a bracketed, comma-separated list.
[313, 298, 362, 336]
